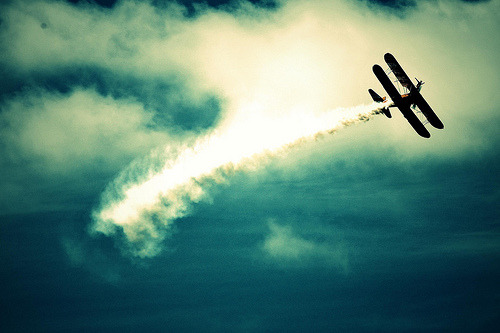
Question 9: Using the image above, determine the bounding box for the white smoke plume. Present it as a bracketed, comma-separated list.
[91, 103, 381, 257]
[79, 0, 500, 258]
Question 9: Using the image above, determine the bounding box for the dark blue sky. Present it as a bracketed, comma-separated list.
[0, 0, 499, 331]
[2, 129, 499, 331]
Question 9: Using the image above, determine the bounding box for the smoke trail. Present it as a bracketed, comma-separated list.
[91, 103, 381, 257]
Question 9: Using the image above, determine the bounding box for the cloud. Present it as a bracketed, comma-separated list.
[61, 236, 122, 284]
[1, 0, 179, 75]
[89, 0, 499, 258]
[261, 219, 349, 270]
[0, 0, 498, 257]
[0, 86, 184, 215]
[2, 0, 498, 156]
[0, 88, 171, 173]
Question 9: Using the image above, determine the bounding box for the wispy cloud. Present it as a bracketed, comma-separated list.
[261, 219, 349, 270]
[61, 236, 122, 284]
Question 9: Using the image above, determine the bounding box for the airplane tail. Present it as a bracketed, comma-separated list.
[377, 106, 392, 118]
[369, 89, 391, 118]
[368, 89, 385, 103]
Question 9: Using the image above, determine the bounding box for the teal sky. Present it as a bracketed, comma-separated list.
[1, 0, 499, 331]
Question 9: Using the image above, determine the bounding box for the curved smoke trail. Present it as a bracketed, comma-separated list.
[91, 103, 381, 257]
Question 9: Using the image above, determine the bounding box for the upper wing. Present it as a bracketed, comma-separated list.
[372, 65, 402, 103]
[384, 53, 416, 91]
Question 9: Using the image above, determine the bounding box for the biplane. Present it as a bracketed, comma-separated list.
[369, 53, 444, 138]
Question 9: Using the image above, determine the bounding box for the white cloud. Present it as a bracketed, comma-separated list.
[261, 219, 349, 270]
[0, 88, 171, 174]
[2, 0, 498, 148]
[1, 0, 181, 74]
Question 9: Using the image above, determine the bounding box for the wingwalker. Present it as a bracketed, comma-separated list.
[369, 53, 444, 138]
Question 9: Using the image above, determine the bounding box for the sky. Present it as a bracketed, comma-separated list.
[0, 0, 499, 331]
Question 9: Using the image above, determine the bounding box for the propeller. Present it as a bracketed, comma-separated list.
[415, 77, 424, 91]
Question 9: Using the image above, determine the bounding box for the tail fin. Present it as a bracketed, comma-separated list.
[369, 89, 385, 103]
[380, 107, 392, 118]
[369, 89, 391, 118]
